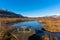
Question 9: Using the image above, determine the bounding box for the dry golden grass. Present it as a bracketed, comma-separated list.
[0, 17, 60, 40]
[0, 17, 60, 32]
[39, 18, 60, 32]
[0, 18, 37, 32]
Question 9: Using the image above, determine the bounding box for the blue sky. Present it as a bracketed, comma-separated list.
[0, 0, 60, 17]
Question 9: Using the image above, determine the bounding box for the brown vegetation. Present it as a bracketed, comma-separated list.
[0, 17, 60, 40]
[40, 18, 60, 32]
[0, 17, 60, 32]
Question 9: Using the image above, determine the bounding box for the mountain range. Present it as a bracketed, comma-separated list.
[0, 9, 60, 18]
[0, 9, 24, 18]
[45, 15, 60, 18]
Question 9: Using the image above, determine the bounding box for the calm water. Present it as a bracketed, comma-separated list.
[12, 21, 60, 40]
[12, 21, 44, 30]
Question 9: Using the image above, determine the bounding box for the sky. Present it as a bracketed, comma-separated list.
[0, 0, 60, 17]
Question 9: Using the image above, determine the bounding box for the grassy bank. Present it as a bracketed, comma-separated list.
[0, 17, 60, 32]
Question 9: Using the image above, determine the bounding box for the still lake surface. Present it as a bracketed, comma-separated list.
[12, 21, 44, 30]
[12, 21, 60, 40]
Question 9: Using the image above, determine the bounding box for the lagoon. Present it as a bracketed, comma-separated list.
[12, 20, 60, 40]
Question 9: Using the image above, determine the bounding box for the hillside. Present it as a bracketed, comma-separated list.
[45, 15, 60, 18]
[0, 9, 24, 18]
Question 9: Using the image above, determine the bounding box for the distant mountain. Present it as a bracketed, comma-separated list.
[0, 9, 24, 18]
[45, 15, 60, 18]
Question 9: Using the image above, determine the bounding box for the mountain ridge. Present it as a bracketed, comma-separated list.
[44, 15, 60, 18]
[0, 9, 24, 18]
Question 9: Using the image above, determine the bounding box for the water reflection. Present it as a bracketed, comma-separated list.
[12, 21, 44, 30]
[12, 21, 60, 40]
[28, 27, 60, 40]
[28, 28, 45, 40]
